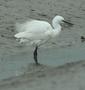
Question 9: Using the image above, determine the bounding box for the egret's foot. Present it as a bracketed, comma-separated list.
[35, 62, 41, 66]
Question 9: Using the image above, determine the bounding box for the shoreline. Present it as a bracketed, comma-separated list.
[0, 60, 85, 90]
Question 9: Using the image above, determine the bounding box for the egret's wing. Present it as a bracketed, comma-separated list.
[15, 19, 53, 45]
[14, 29, 53, 42]
[15, 20, 52, 33]
[15, 30, 48, 40]
[14, 31, 52, 46]
[15, 20, 35, 32]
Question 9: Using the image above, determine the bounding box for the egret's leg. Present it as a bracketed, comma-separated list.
[33, 46, 39, 65]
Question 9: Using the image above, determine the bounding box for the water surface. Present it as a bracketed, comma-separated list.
[0, 43, 85, 80]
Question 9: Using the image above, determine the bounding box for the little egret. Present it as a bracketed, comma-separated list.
[14, 15, 73, 65]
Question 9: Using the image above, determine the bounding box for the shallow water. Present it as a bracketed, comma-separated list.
[0, 0, 85, 85]
[0, 43, 85, 80]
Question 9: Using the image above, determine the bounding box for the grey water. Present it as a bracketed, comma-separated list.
[0, 44, 85, 80]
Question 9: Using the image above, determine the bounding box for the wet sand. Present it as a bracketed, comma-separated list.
[0, 0, 85, 89]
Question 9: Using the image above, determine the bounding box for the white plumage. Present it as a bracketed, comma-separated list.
[14, 15, 71, 65]
[14, 15, 64, 46]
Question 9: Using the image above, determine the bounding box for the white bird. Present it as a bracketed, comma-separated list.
[14, 15, 73, 65]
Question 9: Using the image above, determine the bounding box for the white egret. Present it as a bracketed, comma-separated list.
[14, 15, 73, 65]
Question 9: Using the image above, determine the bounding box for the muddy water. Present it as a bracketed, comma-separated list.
[0, 0, 85, 81]
[0, 43, 85, 80]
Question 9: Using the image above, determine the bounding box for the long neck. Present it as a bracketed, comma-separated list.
[52, 21, 62, 36]
[52, 18, 61, 28]
[52, 21, 61, 31]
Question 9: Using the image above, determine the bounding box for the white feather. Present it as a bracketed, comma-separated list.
[14, 15, 64, 46]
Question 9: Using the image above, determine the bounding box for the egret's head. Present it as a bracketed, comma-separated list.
[52, 15, 73, 28]
[52, 15, 64, 24]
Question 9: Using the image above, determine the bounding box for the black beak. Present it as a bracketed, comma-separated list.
[63, 20, 74, 26]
